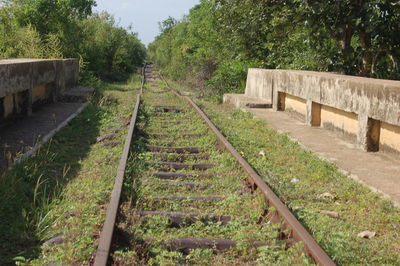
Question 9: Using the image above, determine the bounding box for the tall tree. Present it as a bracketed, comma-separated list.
[301, 0, 400, 76]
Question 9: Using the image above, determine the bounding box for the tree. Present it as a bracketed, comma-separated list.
[1, 1, 146, 81]
[150, 0, 400, 98]
[159, 16, 177, 34]
[301, 0, 400, 77]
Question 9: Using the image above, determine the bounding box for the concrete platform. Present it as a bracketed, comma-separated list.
[223, 93, 271, 108]
[243, 107, 400, 205]
[0, 102, 87, 173]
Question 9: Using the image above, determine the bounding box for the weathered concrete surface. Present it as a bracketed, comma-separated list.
[270, 70, 400, 151]
[226, 68, 400, 153]
[223, 68, 275, 108]
[270, 70, 400, 127]
[63, 59, 79, 90]
[0, 60, 32, 98]
[0, 58, 79, 121]
[223, 94, 271, 108]
[245, 68, 274, 103]
[0, 102, 86, 173]
[245, 107, 400, 206]
[60, 86, 95, 102]
[0, 58, 79, 98]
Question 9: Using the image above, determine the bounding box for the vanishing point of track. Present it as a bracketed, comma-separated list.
[93, 65, 335, 265]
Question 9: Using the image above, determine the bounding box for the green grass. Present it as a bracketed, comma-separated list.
[112, 81, 314, 265]
[167, 81, 400, 265]
[0, 76, 140, 265]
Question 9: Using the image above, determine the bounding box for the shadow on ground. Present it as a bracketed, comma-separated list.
[0, 89, 109, 264]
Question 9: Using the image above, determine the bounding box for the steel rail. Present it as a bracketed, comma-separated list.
[93, 68, 144, 266]
[159, 73, 335, 266]
[140, 63, 146, 94]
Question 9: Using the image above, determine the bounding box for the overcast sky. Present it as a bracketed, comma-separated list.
[94, 0, 199, 46]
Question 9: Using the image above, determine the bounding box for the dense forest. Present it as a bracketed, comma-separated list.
[149, 0, 400, 97]
[0, 0, 146, 82]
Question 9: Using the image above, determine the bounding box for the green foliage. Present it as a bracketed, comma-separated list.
[0, 0, 146, 82]
[78, 12, 146, 81]
[149, 0, 223, 92]
[149, 0, 400, 96]
[207, 59, 251, 95]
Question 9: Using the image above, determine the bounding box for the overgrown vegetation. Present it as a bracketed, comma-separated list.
[0, 75, 140, 264]
[112, 80, 313, 265]
[168, 80, 400, 265]
[149, 0, 400, 97]
[0, 0, 146, 82]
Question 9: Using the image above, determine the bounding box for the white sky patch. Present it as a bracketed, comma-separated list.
[94, 0, 199, 46]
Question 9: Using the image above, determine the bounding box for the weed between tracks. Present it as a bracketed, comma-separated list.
[167, 81, 400, 265]
[112, 82, 314, 265]
[0, 75, 140, 264]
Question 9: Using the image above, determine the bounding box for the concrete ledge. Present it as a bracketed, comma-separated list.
[223, 93, 272, 108]
[225, 68, 400, 154]
[0, 58, 79, 122]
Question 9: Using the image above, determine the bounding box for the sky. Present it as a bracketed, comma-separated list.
[94, 0, 200, 46]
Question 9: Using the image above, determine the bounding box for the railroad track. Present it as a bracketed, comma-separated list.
[94, 65, 335, 265]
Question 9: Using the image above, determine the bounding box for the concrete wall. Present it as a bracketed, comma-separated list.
[381, 122, 400, 153]
[244, 68, 400, 153]
[285, 94, 307, 119]
[64, 59, 79, 90]
[0, 58, 79, 121]
[245, 68, 274, 103]
[320, 105, 358, 139]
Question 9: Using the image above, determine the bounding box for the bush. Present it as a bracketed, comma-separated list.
[207, 60, 252, 94]
[0, 1, 146, 83]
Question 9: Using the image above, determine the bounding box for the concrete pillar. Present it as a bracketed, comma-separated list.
[27, 63, 33, 116]
[272, 88, 278, 111]
[273, 91, 285, 111]
[357, 114, 381, 151]
[306, 100, 321, 127]
[55, 60, 65, 98]
[16, 90, 29, 115]
[0, 97, 4, 121]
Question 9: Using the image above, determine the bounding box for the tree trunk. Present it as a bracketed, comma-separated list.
[371, 50, 384, 76]
[359, 29, 372, 77]
[338, 25, 355, 74]
[339, 25, 353, 51]
[389, 51, 399, 73]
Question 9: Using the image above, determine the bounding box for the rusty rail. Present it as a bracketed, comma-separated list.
[94, 66, 335, 265]
[159, 73, 335, 266]
[93, 68, 144, 265]
[140, 63, 146, 94]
